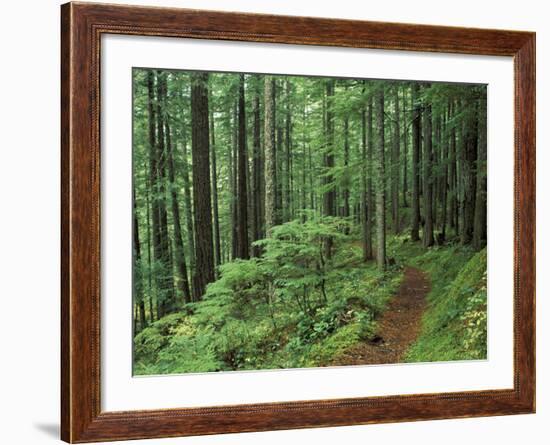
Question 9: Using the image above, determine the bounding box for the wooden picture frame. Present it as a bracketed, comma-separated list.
[61, 2, 535, 442]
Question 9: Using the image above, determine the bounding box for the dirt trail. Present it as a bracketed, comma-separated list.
[332, 266, 430, 366]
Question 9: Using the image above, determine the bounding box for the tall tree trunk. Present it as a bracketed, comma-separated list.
[147, 71, 172, 318]
[422, 94, 435, 248]
[165, 115, 192, 304]
[440, 107, 449, 242]
[231, 100, 239, 259]
[343, 85, 350, 221]
[367, 94, 374, 259]
[251, 78, 263, 255]
[264, 76, 277, 234]
[402, 85, 409, 207]
[391, 85, 400, 233]
[361, 87, 373, 261]
[375, 86, 386, 271]
[473, 94, 487, 249]
[235, 74, 250, 259]
[323, 80, 336, 260]
[301, 98, 307, 221]
[457, 112, 464, 237]
[275, 81, 283, 225]
[190, 72, 215, 300]
[448, 101, 458, 236]
[432, 112, 442, 231]
[209, 97, 222, 270]
[144, 185, 155, 323]
[308, 139, 315, 212]
[180, 131, 195, 283]
[283, 79, 292, 222]
[411, 83, 421, 241]
[133, 305, 138, 338]
[133, 187, 147, 330]
[461, 99, 478, 245]
[259, 91, 266, 239]
[156, 72, 175, 314]
[146, 71, 163, 319]
[361, 93, 368, 261]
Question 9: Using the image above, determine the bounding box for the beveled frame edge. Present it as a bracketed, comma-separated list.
[60, 2, 535, 443]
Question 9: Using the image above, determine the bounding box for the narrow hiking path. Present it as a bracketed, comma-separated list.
[332, 266, 430, 366]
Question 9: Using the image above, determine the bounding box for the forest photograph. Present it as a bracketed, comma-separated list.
[132, 68, 488, 376]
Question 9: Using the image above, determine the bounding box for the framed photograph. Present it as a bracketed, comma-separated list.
[61, 2, 535, 442]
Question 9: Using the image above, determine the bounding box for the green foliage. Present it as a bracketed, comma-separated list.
[133, 313, 189, 364]
[132, 67, 488, 374]
[134, 235, 487, 374]
[405, 247, 488, 362]
[133, 221, 407, 375]
[461, 282, 487, 357]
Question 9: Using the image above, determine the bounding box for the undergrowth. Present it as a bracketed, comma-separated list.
[404, 244, 487, 362]
[134, 219, 403, 375]
[134, 224, 487, 375]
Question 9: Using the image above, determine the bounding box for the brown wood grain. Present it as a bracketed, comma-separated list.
[61, 2, 536, 442]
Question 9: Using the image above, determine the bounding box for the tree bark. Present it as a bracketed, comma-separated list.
[144, 184, 155, 323]
[422, 93, 435, 248]
[440, 107, 449, 242]
[133, 187, 147, 330]
[190, 72, 215, 300]
[402, 85, 409, 207]
[181, 129, 195, 282]
[146, 71, 161, 319]
[209, 96, 222, 270]
[391, 85, 400, 234]
[411, 83, 421, 242]
[283, 79, 292, 222]
[323, 80, 336, 260]
[264, 76, 277, 234]
[165, 111, 192, 304]
[473, 94, 487, 249]
[235, 74, 250, 259]
[367, 94, 374, 259]
[275, 81, 283, 225]
[461, 99, 478, 245]
[343, 85, 350, 220]
[301, 98, 308, 221]
[230, 100, 238, 259]
[251, 78, 263, 255]
[448, 101, 458, 236]
[361, 84, 373, 261]
[156, 72, 175, 314]
[432, 111, 442, 231]
[375, 86, 386, 271]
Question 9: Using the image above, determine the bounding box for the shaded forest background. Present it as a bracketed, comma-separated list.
[132, 69, 487, 374]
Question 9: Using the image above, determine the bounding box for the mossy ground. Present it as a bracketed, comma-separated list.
[391, 237, 488, 362]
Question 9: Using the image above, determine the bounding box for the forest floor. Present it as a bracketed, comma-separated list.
[134, 236, 487, 375]
[331, 266, 430, 366]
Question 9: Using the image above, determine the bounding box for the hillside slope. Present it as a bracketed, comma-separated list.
[405, 247, 487, 362]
